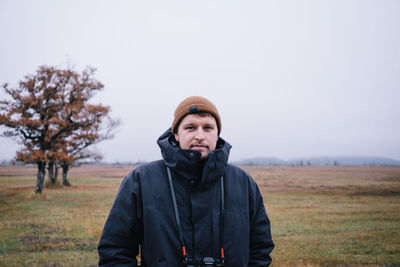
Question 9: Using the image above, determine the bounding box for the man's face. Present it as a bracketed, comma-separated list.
[174, 114, 218, 159]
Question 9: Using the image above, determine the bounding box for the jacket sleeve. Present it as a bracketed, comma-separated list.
[248, 177, 274, 266]
[98, 170, 143, 266]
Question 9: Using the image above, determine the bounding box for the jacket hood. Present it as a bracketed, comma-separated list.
[157, 128, 232, 185]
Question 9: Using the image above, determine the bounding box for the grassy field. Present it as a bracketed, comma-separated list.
[0, 165, 399, 266]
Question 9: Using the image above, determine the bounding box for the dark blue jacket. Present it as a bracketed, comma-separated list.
[98, 129, 274, 266]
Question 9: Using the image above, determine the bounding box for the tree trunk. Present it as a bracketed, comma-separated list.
[55, 164, 59, 181]
[48, 162, 56, 183]
[62, 164, 71, 186]
[35, 162, 46, 193]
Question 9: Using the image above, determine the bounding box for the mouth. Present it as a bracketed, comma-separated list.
[191, 145, 208, 150]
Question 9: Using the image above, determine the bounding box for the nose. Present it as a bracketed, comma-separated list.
[195, 129, 205, 141]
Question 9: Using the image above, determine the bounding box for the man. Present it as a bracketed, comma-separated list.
[98, 96, 274, 266]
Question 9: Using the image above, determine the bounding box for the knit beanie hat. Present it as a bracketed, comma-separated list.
[172, 96, 222, 135]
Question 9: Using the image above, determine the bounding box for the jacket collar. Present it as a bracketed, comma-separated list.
[157, 128, 232, 185]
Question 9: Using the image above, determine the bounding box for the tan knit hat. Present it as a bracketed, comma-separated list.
[172, 96, 221, 135]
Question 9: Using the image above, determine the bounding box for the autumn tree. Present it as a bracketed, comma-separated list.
[53, 113, 118, 186]
[0, 65, 116, 193]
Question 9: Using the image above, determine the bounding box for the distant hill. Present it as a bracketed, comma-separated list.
[234, 156, 400, 166]
[234, 157, 287, 166]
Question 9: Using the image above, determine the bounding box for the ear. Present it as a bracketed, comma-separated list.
[174, 132, 180, 142]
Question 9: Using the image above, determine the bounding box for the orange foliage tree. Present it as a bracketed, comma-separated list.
[52, 113, 118, 186]
[0, 65, 117, 193]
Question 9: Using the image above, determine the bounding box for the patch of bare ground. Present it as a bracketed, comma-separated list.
[351, 188, 400, 196]
[299, 185, 400, 196]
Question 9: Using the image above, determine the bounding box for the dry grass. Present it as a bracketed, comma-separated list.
[0, 165, 129, 267]
[1, 165, 400, 266]
[245, 166, 400, 266]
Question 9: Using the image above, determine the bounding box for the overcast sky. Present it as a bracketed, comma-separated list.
[1, 0, 399, 162]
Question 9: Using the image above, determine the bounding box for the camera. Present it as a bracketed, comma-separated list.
[184, 256, 224, 266]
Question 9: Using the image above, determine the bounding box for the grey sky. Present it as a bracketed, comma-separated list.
[1, 0, 399, 162]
